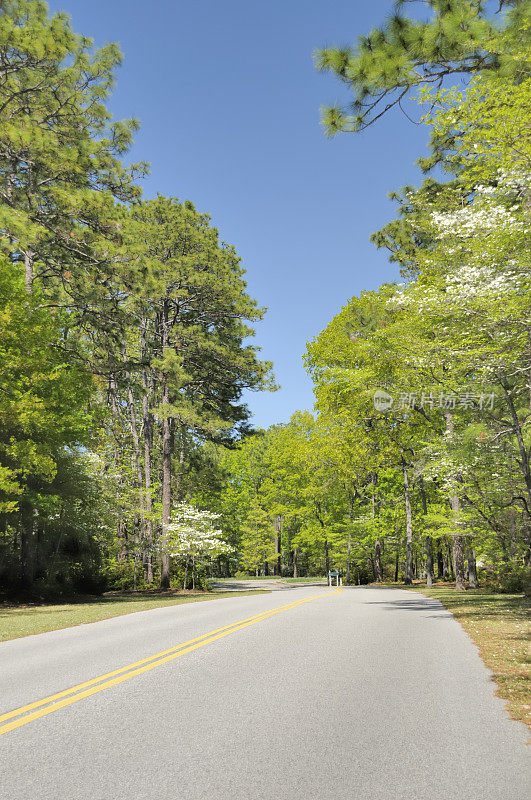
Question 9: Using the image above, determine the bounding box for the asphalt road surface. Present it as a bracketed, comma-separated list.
[0, 586, 528, 800]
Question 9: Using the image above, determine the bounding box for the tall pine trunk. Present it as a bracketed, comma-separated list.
[402, 458, 413, 585]
[124, 352, 144, 576]
[160, 300, 172, 590]
[141, 321, 154, 583]
[21, 250, 35, 589]
[160, 378, 172, 590]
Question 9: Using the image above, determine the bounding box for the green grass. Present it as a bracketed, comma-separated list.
[280, 576, 326, 583]
[406, 585, 530, 729]
[225, 575, 281, 580]
[0, 590, 268, 642]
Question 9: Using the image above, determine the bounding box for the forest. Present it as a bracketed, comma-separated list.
[0, 0, 529, 598]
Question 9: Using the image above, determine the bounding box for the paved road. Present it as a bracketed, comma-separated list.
[0, 587, 528, 799]
[210, 578, 327, 590]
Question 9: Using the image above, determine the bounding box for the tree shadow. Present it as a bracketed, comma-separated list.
[363, 597, 452, 617]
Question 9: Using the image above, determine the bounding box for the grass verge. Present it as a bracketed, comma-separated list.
[0, 590, 268, 642]
[224, 576, 280, 580]
[407, 585, 530, 729]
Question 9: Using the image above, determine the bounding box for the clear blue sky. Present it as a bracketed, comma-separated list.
[49, 0, 431, 428]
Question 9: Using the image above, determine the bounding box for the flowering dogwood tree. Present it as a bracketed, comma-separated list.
[167, 503, 233, 589]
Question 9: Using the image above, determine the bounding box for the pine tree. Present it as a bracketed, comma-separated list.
[314, 0, 529, 135]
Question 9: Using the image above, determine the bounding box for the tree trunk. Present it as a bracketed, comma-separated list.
[20, 503, 35, 591]
[293, 548, 298, 578]
[467, 547, 479, 588]
[445, 413, 466, 591]
[160, 382, 172, 589]
[24, 248, 34, 295]
[425, 538, 433, 587]
[450, 494, 466, 591]
[324, 538, 330, 576]
[274, 515, 282, 576]
[394, 535, 400, 582]
[142, 324, 154, 584]
[160, 300, 172, 590]
[108, 376, 128, 563]
[124, 356, 144, 581]
[447, 543, 455, 580]
[372, 473, 383, 582]
[436, 539, 444, 580]
[117, 519, 128, 563]
[347, 493, 354, 585]
[374, 539, 383, 582]
[402, 458, 413, 585]
[419, 478, 433, 587]
[502, 384, 531, 517]
[442, 547, 450, 581]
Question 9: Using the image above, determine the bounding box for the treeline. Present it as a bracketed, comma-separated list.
[1, 0, 529, 598]
[213, 0, 531, 592]
[0, 1, 271, 597]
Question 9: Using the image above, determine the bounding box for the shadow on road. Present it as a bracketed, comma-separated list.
[210, 580, 328, 592]
[363, 596, 451, 617]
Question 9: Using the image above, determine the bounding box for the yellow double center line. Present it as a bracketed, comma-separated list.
[0, 587, 342, 737]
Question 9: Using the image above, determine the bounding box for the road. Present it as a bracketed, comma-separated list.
[0, 586, 528, 799]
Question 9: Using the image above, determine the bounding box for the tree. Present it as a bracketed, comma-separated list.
[168, 502, 232, 590]
[0, 0, 144, 304]
[117, 196, 274, 588]
[314, 0, 528, 135]
[0, 256, 97, 593]
[239, 498, 277, 575]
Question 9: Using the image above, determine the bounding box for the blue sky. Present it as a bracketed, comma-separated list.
[49, 0, 432, 428]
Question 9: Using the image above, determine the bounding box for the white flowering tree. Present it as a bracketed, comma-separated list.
[375, 72, 531, 587]
[167, 503, 233, 589]
[303, 68, 530, 590]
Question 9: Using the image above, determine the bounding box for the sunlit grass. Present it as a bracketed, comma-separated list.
[0, 590, 268, 642]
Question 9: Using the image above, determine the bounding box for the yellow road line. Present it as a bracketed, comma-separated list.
[0, 587, 342, 737]
[0, 594, 311, 725]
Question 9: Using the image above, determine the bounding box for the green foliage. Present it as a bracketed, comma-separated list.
[0, 2, 272, 597]
[315, 0, 529, 135]
[219, 10, 531, 590]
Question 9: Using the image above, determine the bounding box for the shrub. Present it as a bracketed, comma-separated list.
[497, 565, 530, 594]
